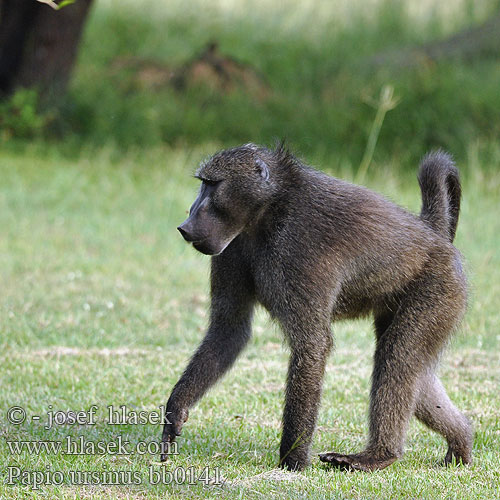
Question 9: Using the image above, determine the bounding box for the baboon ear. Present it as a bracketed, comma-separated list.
[255, 158, 270, 181]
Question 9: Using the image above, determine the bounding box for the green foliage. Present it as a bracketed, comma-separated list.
[58, 0, 500, 167]
[4, 0, 499, 169]
[1, 0, 500, 169]
[36, 0, 76, 10]
[58, 0, 77, 8]
[0, 89, 48, 140]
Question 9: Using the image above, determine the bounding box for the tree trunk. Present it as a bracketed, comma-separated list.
[0, 0, 93, 97]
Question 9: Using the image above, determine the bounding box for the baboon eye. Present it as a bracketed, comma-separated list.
[202, 178, 221, 187]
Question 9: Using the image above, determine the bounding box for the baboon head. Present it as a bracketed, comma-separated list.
[177, 144, 276, 255]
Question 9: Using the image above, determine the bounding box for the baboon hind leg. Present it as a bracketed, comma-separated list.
[319, 306, 400, 472]
[320, 273, 466, 471]
[415, 372, 473, 465]
[373, 304, 473, 465]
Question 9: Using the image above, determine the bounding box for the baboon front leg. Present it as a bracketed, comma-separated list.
[161, 250, 255, 460]
[320, 275, 465, 471]
[280, 324, 333, 471]
[161, 316, 252, 458]
[415, 372, 473, 465]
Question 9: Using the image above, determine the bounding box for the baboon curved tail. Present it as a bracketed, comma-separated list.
[418, 151, 461, 242]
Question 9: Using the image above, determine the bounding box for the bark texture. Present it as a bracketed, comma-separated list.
[0, 0, 93, 96]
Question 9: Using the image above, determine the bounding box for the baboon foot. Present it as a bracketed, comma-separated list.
[318, 451, 397, 472]
[279, 455, 308, 472]
[279, 449, 310, 471]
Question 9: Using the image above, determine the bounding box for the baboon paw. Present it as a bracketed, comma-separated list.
[160, 407, 189, 461]
[159, 438, 173, 462]
[159, 429, 178, 462]
[318, 451, 397, 472]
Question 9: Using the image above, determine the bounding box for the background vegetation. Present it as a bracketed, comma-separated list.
[2, 0, 500, 168]
[1, 0, 499, 498]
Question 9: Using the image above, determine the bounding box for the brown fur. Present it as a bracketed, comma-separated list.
[161, 144, 473, 471]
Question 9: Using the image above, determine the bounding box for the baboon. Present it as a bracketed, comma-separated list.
[161, 143, 473, 471]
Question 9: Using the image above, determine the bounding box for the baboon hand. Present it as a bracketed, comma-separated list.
[160, 405, 188, 461]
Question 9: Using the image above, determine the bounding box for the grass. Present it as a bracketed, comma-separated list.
[0, 143, 499, 499]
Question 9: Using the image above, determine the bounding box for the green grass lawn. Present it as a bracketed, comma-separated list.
[0, 145, 499, 499]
